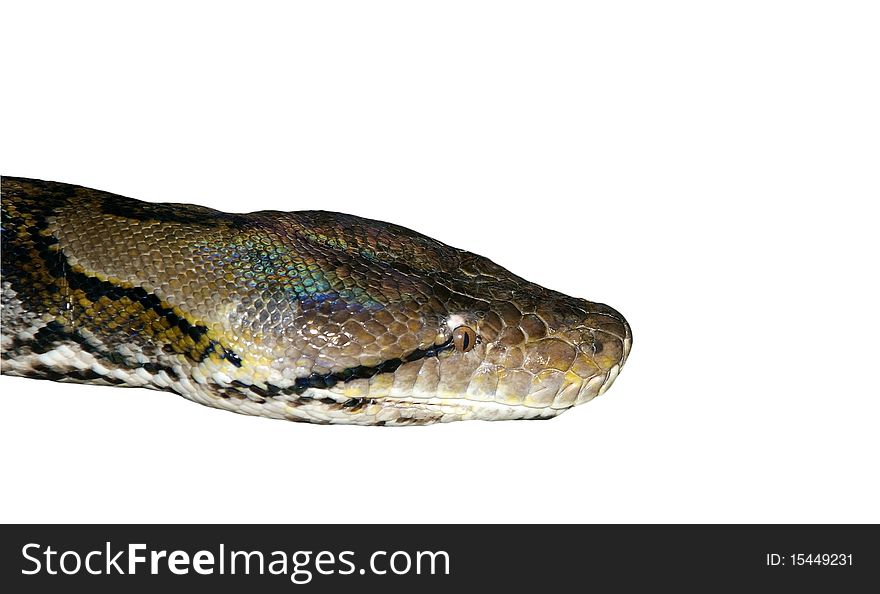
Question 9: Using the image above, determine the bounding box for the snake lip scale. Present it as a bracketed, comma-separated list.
[0, 176, 632, 426]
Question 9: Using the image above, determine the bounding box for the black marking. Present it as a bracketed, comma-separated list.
[94, 374, 129, 386]
[30, 321, 69, 354]
[222, 350, 243, 368]
[286, 337, 456, 396]
[16, 363, 130, 387]
[22, 321, 108, 361]
[66, 369, 106, 382]
[30, 363, 66, 381]
[33, 222, 241, 367]
[9, 320, 181, 382]
[215, 386, 247, 400]
[1, 182, 243, 370]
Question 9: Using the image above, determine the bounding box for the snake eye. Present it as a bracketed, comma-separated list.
[452, 326, 477, 353]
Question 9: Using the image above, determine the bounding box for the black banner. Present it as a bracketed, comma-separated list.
[1, 525, 875, 590]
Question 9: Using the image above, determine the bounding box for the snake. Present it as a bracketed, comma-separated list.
[0, 177, 631, 426]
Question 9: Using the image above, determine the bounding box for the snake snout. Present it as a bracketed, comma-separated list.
[580, 301, 631, 397]
[532, 300, 631, 408]
[581, 301, 631, 365]
[481, 297, 631, 415]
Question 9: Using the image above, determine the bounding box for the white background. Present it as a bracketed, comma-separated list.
[1, 1, 878, 523]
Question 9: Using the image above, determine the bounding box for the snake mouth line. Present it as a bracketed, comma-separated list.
[279, 337, 458, 395]
[282, 393, 565, 425]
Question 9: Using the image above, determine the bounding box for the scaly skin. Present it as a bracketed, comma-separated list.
[0, 177, 631, 425]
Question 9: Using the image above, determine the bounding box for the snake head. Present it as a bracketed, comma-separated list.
[435, 257, 633, 420]
[359, 252, 633, 423]
[258, 213, 632, 425]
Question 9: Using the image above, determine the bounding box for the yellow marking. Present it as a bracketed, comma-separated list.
[4, 196, 250, 374]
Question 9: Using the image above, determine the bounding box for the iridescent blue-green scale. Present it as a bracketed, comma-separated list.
[198, 231, 381, 310]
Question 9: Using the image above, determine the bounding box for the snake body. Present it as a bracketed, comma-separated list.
[1, 177, 631, 425]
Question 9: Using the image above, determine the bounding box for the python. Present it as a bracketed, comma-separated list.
[1, 177, 631, 425]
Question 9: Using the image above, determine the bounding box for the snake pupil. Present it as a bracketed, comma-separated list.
[453, 326, 476, 353]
